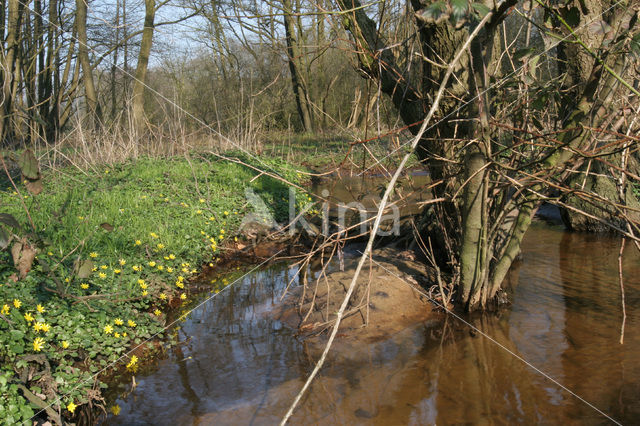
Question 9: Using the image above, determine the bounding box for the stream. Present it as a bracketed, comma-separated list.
[101, 176, 639, 425]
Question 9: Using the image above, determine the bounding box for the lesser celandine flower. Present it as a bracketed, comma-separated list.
[135, 240, 142, 246]
[67, 401, 77, 414]
[142, 290, 148, 296]
[148, 261, 156, 267]
[159, 293, 167, 300]
[99, 272, 107, 279]
[180, 293, 187, 300]
[13, 299, 21, 309]
[104, 325, 114, 334]
[61, 340, 69, 349]
[114, 318, 123, 325]
[24, 312, 34, 322]
[36, 304, 45, 313]
[127, 320, 136, 328]
[110, 405, 121, 416]
[33, 337, 45, 352]
[89, 252, 98, 258]
[81, 283, 89, 289]
[2, 304, 11, 315]
[126, 355, 138, 372]
[119, 259, 126, 266]
[154, 309, 161, 316]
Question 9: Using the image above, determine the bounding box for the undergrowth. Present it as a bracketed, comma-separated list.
[0, 151, 305, 423]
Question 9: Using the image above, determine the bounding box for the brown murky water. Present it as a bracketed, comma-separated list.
[101, 179, 639, 425]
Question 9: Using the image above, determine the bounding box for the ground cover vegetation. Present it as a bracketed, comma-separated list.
[0, 151, 303, 423]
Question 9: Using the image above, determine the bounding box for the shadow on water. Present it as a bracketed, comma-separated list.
[101, 185, 639, 424]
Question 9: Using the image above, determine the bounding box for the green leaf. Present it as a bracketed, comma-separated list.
[418, 1, 447, 22]
[451, 0, 468, 23]
[631, 32, 640, 56]
[471, 2, 490, 18]
[513, 48, 535, 61]
[0, 213, 20, 229]
[17, 149, 39, 180]
[76, 259, 95, 279]
[560, 6, 580, 27]
[0, 227, 9, 250]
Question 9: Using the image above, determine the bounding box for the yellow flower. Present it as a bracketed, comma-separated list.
[148, 261, 156, 267]
[37, 304, 45, 313]
[40, 323, 50, 333]
[110, 405, 121, 416]
[104, 324, 114, 334]
[78, 216, 84, 220]
[99, 272, 107, 279]
[150, 232, 158, 239]
[89, 252, 98, 258]
[126, 355, 138, 372]
[114, 332, 120, 338]
[81, 283, 89, 289]
[224, 211, 229, 216]
[24, 312, 34, 322]
[157, 265, 164, 271]
[166, 267, 173, 273]
[180, 293, 187, 300]
[67, 401, 77, 414]
[114, 318, 124, 326]
[47, 251, 53, 256]
[114, 269, 121, 274]
[138, 279, 145, 286]
[135, 240, 142, 246]
[176, 281, 184, 289]
[141, 290, 148, 296]
[127, 320, 136, 328]
[13, 299, 22, 309]
[119, 259, 126, 266]
[122, 332, 127, 337]
[100, 265, 108, 270]
[159, 293, 167, 300]
[132, 265, 141, 271]
[61, 340, 69, 349]
[157, 243, 165, 250]
[169, 254, 176, 260]
[195, 210, 202, 214]
[154, 309, 161, 316]
[33, 337, 45, 352]
[199, 198, 205, 203]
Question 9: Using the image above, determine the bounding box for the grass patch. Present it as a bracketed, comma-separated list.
[0, 152, 304, 423]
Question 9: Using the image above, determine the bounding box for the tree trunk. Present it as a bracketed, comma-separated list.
[282, 0, 314, 132]
[131, 0, 156, 133]
[76, 0, 100, 126]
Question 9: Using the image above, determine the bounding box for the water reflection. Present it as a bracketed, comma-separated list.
[102, 223, 639, 425]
